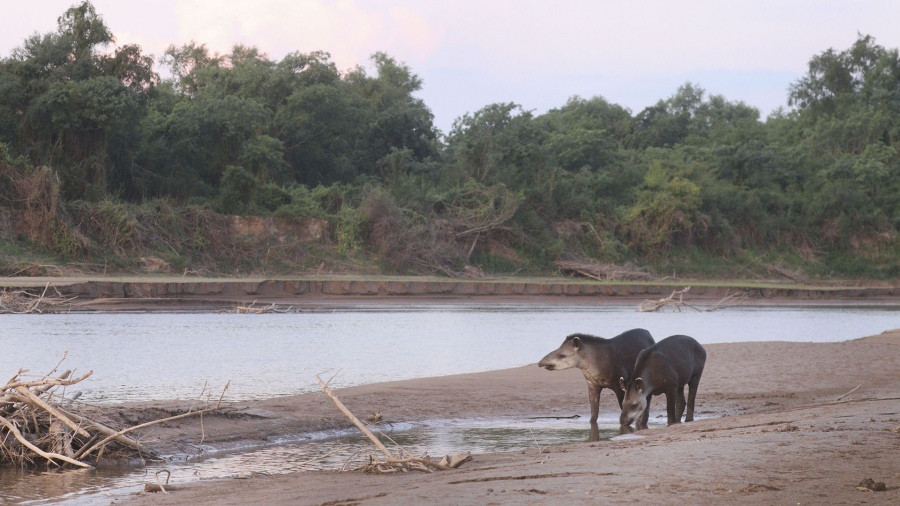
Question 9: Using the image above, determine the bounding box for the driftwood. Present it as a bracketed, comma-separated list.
[639, 287, 749, 312]
[0, 283, 76, 314]
[639, 287, 694, 312]
[1, 359, 228, 469]
[555, 259, 656, 281]
[835, 383, 863, 402]
[233, 301, 296, 314]
[763, 263, 807, 283]
[316, 374, 470, 474]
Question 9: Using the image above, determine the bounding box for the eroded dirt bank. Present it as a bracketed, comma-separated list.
[110, 331, 900, 505]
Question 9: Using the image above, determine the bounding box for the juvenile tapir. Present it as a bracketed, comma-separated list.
[538, 329, 655, 425]
[619, 334, 706, 429]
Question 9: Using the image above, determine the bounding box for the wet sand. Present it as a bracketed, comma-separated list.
[115, 329, 900, 505]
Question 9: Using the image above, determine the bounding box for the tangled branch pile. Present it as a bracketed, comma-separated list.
[638, 287, 750, 312]
[232, 301, 297, 314]
[2, 361, 226, 469]
[555, 259, 657, 281]
[1, 367, 137, 468]
[0, 284, 76, 314]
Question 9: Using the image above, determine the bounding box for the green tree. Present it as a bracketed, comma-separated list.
[444, 103, 543, 185]
[0, 1, 153, 199]
[346, 53, 439, 172]
[627, 83, 705, 149]
[787, 34, 900, 243]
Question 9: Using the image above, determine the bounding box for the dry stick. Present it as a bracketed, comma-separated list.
[56, 406, 144, 451]
[384, 456, 452, 471]
[77, 382, 230, 461]
[76, 406, 219, 461]
[186, 380, 210, 414]
[835, 383, 863, 401]
[369, 428, 409, 459]
[155, 470, 170, 495]
[43, 352, 69, 381]
[27, 282, 51, 313]
[4, 370, 93, 391]
[706, 291, 749, 312]
[4, 369, 26, 388]
[35, 370, 72, 397]
[340, 447, 365, 472]
[315, 374, 393, 460]
[13, 386, 91, 438]
[0, 414, 93, 469]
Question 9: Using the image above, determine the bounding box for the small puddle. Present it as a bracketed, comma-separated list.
[1, 416, 634, 504]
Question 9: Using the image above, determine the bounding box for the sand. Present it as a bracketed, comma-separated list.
[105, 329, 900, 505]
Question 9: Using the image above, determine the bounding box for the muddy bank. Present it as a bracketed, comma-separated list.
[1, 276, 898, 311]
[108, 331, 900, 505]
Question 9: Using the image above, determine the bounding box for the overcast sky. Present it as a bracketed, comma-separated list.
[3, 1, 899, 134]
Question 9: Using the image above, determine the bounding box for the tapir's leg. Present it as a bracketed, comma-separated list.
[614, 387, 625, 409]
[588, 385, 602, 424]
[665, 386, 679, 425]
[638, 397, 651, 430]
[686, 374, 701, 422]
[638, 404, 650, 429]
[675, 385, 687, 422]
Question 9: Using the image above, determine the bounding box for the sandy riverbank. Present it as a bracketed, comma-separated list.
[105, 329, 900, 505]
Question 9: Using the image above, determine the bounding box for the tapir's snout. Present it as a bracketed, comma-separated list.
[537, 351, 558, 370]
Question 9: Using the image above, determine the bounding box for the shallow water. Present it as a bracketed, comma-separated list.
[1, 302, 898, 403]
[0, 416, 629, 505]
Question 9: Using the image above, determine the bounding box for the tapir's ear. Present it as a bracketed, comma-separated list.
[635, 377, 644, 393]
[572, 336, 581, 350]
[619, 377, 626, 390]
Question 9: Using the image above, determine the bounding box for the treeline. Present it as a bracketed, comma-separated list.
[1, 2, 898, 278]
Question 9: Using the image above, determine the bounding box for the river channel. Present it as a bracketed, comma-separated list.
[1, 301, 898, 503]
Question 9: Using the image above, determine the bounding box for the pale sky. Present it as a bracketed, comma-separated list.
[3, 1, 899, 134]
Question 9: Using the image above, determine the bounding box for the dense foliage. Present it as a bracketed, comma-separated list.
[1, 3, 898, 279]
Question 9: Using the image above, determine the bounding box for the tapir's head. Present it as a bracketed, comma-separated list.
[538, 335, 584, 371]
[618, 376, 648, 426]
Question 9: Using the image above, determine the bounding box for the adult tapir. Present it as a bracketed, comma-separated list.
[538, 329, 655, 425]
[619, 334, 706, 429]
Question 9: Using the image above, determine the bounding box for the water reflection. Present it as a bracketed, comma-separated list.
[591, 422, 635, 441]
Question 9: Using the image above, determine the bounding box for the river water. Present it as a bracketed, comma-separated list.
[1, 301, 898, 503]
[2, 302, 898, 403]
